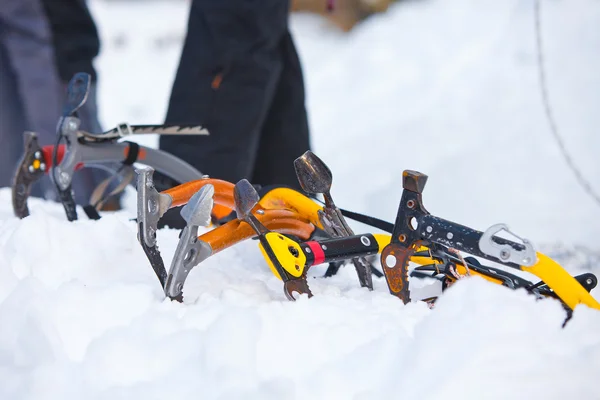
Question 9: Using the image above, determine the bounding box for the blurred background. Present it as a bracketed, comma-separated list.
[90, 0, 599, 249]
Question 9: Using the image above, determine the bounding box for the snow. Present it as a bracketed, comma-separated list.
[1, 0, 600, 399]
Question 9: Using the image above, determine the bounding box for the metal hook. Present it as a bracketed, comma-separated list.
[478, 223, 537, 266]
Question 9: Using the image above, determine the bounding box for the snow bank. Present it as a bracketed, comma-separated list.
[0, 202, 598, 399]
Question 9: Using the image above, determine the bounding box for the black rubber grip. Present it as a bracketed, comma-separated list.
[303, 234, 380, 266]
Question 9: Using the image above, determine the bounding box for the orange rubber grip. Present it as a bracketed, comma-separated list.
[200, 209, 315, 254]
[163, 179, 235, 208]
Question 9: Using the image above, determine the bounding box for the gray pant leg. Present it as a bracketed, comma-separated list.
[0, 0, 60, 193]
[0, 41, 28, 190]
[0, 0, 113, 205]
[0, 0, 62, 143]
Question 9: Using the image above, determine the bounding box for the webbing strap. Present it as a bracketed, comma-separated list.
[123, 141, 139, 165]
[339, 207, 394, 233]
[84, 166, 135, 219]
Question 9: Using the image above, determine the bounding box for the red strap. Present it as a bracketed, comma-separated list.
[306, 241, 325, 266]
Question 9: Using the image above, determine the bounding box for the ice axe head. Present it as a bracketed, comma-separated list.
[63, 72, 91, 117]
[293, 151, 333, 195]
[233, 179, 260, 220]
[180, 184, 214, 227]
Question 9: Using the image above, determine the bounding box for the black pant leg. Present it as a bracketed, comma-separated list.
[251, 31, 311, 190]
[159, 1, 284, 184]
[155, 1, 288, 228]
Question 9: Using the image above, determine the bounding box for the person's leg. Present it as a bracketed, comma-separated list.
[0, 0, 109, 206]
[159, 1, 287, 185]
[0, 0, 62, 146]
[251, 31, 311, 190]
[0, 0, 61, 197]
[157, 1, 289, 227]
[0, 40, 29, 190]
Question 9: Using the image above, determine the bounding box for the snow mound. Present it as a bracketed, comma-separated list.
[0, 200, 599, 399]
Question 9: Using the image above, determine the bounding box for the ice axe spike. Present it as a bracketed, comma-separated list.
[294, 150, 334, 202]
[63, 72, 91, 117]
[233, 179, 312, 301]
[137, 167, 172, 248]
[12, 132, 46, 219]
[294, 151, 346, 234]
[233, 179, 261, 222]
[136, 167, 172, 288]
[181, 184, 214, 227]
[233, 179, 275, 240]
[164, 185, 215, 301]
[294, 151, 374, 290]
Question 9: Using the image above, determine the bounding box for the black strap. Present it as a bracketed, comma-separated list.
[339, 208, 394, 233]
[83, 166, 135, 220]
[83, 205, 101, 220]
[123, 141, 140, 165]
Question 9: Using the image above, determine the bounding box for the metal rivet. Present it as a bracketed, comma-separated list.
[34, 151, 41, 159]
[322, 245, 328, 250]
[256, 209, 265, 215]
[305, 247, 311, 254]
[426, 226, 433, 233]
[500, 249, 510, 260]
[586, 278, 593, 285]
[59, 171, 70, 186]
[40, 163, 46, 171]
[147, 198, 158, 214]
[28, 165, 35, 173]
[407, 200, 415, 209]
[385, 255, 397, 268]
[360, 236, 371, 246]
[446, 232, 453, 240]
[399, 234, 407, 243]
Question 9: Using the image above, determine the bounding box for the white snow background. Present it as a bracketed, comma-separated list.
[1, 0, 599, 399]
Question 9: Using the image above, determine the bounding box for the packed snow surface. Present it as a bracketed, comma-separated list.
[1, 0, 600, 399]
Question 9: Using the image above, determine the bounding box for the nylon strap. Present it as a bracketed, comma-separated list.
[123, 141, 140, 165]
[339, 207, 394, 233]
[84, 165, 135, 219]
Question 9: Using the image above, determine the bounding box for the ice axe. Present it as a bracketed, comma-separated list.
[164, 184, 215, 301]
[234, 179, 313, 301]
[51, 72, 92, 221]
[294, 151, 374, 290]
[12, 132, 46, 219]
